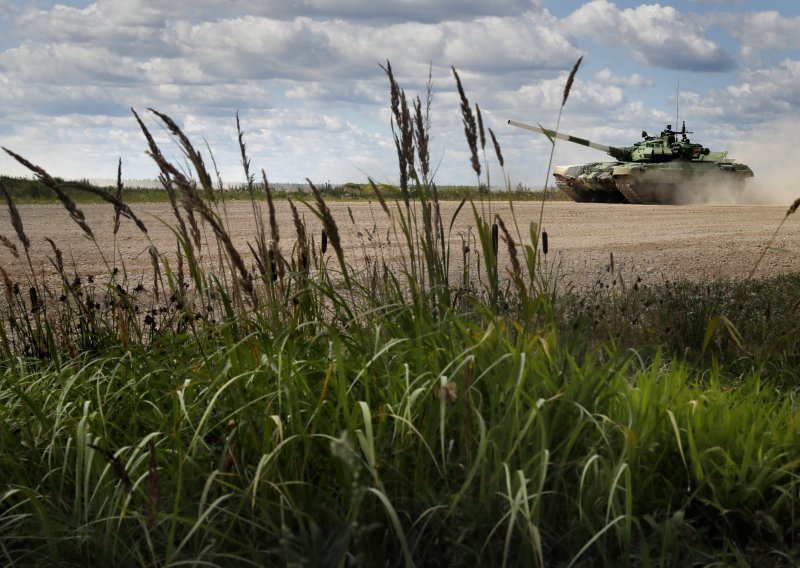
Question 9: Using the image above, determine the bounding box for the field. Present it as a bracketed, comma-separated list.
[2, 63, 800, 566]
[3, 200, 799, 289]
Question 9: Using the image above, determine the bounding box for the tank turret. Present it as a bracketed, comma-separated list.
[508, 119, 754, 204]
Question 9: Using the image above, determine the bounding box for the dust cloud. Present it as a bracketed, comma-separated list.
[720, 116, 800, 206]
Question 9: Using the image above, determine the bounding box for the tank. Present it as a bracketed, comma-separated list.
[508, 119, 754, 204]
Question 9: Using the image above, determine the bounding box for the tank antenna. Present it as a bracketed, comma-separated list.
[675, 68, 680, 128]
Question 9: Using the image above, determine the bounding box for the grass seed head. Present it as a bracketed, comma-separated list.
[148, 108, 215, 199]
[44, 237, 64, 275]
[414, 95, 431, 182]
[309, 179, 344, 268]
[562, 55, 583, 107]
[262, 170, 285, 279]
[496, 216, 521, 279]
[489, 128, 504, 168]
[452, 66, 481, 179]
[0, 266, 13, 303]
[0, 180, 30, 253]
[288, 197, 309, 273]
[787, 196, 800, 217]
[0, 234, 19, 259]
[476, 103, 486, 150]
[3, 147, 94, 240]
[369, 178, 390, 217]
[114, 158, 124, 235]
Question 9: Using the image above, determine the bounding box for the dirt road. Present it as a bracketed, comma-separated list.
[1, 200, 798, 290]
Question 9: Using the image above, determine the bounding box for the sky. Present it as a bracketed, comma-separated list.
[0, 0, 798, 189]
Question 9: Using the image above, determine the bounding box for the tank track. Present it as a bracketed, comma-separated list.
[613, 175, 644, 204]
[615, 176, 687, 204]
[554, 177, 589, 202]
[555, 174, 628, 204]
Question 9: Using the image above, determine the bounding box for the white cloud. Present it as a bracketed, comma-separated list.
[563, 0, 735, 71]
[720, 11, 800, 52]
[685, 0, 746, 5]
[727, 59, 800, 115]
[593, 67, 652, 89]
[0, 0, 797, 187]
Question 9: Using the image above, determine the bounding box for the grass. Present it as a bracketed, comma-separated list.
[1, 61, 799, 567]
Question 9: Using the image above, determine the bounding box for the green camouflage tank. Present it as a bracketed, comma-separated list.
[509, 120, 754, 204]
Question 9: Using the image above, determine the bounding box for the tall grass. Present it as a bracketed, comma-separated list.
[0, 62, 799, 567]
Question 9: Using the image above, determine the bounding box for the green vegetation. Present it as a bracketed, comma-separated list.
[1, 62, 799, 566]
[0, 175, 567, 204]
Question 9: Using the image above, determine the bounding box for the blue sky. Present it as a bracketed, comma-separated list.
[0, 0, 798, 188]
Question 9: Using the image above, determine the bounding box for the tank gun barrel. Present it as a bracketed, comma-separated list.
[508, 119, 630, 161]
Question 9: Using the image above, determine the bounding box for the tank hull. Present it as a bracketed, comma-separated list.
[553, 160, 754, 204]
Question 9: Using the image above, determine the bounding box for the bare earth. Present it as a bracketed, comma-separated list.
[2, 200, 799, 290]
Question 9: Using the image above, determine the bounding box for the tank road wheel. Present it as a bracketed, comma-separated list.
[614, 175, 644, 204]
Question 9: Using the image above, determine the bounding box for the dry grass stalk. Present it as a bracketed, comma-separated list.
[182, 194, 203, 251]
[381, 60, 413, 205]
[0, 266, 13, 304]
[88, 444, 133, 493]
[310, 233, 318, 266]
[3, 147, 94, 240]
[262, 170, 284, 279]
[62, 181, 148, 235]
[414, 96, 431, 183]
[132, 109, 196, 254]
[452, 67, 480, 178]
[476, 103, 486, 150]
[145, 148, 202, 250]
[28, 286, 39, 313]
[369, 178, 390, 217]
[489, 128, 504, 168]
[238, 115, 269, 276]
[381, 60, 401, 130]
[153, 153, 256, 305]
[131, 108, 165, 168]
[399, 91, 415, 181]
[562, 56, 583, 107]
[114, 158, 124, 235]
[0, 235, 19, 259]
[148, 108, 215, 200]
[288, 198, 309, 273]
[149, 246, 162, 303]
[749, 195, 800, 279]
[237, 112, 255, 190]
[788, 197, 800, 216]
[44, 238, 64, 275]
[176, 242, 185, 294]
[309, 179, 346, 272]
[164, 174, 194, 252]
[0, 180, 30, 253]
[143, 109, 211, 250]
